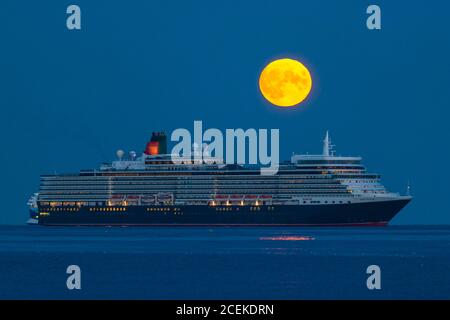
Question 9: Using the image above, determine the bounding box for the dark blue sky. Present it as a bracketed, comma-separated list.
[0, 1, 449, 224]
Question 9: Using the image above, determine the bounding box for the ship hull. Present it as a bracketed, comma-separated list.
[36, 198, 411, 226]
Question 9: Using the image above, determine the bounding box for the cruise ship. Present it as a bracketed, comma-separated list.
[27, 131, 411, 226]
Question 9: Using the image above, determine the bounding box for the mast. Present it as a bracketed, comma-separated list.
[323, 131, 330, 156]
[323, 131, 336, 156]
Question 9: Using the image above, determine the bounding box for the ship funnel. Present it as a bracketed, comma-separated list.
[144, 132, 167, 155]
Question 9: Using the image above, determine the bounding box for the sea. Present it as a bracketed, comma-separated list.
[0, 225, 449, 300]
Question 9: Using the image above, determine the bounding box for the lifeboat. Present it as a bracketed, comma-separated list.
[157, 192, 174, 202]
[141, 194, 156, 204]
[214, 195, 229, 199]
[126, 195, 140, 200]
[109, 194, 125, 205]
[125, 195, 140, 205]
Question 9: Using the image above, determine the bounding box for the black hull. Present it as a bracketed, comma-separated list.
[37, 198, 411, 226]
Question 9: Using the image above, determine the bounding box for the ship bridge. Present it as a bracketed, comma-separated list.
[290, 132, 389, 197]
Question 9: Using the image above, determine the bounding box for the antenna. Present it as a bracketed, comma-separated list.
[329, 143, 336, 156]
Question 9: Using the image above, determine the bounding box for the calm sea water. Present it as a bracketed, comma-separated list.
[0, 225, 449, 299]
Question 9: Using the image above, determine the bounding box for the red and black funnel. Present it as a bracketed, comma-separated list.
[144, 132, 167, 155]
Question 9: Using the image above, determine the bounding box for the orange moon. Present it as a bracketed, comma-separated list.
[259, 58, 312, 107]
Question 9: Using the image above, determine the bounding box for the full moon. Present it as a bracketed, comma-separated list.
[259, 58, 312, 107]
